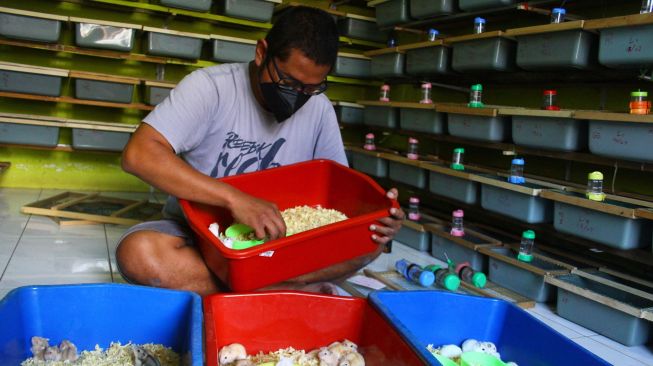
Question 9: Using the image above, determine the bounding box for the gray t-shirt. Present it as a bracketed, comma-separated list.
[143, 63, 347, 220]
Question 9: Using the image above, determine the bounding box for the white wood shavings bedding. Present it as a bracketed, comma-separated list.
[235, 347, 319, 366]
[21, 342, 180, 366]
[281, 205, 348, 236]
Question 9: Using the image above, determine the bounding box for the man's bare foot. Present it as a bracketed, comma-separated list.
[260, 281, 340, 295]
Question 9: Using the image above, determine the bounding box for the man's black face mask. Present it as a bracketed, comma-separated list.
[258, 56, 315, 123]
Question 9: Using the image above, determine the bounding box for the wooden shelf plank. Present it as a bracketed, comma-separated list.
[356, 100, 436, 109]
[69, 70, 141, 85]
[470, 174, 542, 196]
[434, 102, 499, 117]
[333, 101, 364, 108]
[445, 31, 510, 44]
[540, 190, 639, 219]
[574, 110, 653, 124]
[572, 269, 653, 302]
[338, 52, 371, 60]
[0, 92, 154, 111]
[478, 246, 572, 277]
[397, 39, 446, 51]
[0, 6, 68, 21]
[144, 80, 177, 88]
[0, 61, 69, 77]
[364, 46, 403, 57]
[498, 106, 574, 118]
[0, 114, 137, 133]
[585, 13, 653, 30]
[504, 20, 585, 37]
[0, 143, 75, 153]
[142, 26, 210, 39]
[635, 208, 653, 221]
[210, 34, 257, 44]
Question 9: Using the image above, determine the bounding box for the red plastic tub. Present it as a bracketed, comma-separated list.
[180, 160, 397, 292]
[204, 291, 426, 366]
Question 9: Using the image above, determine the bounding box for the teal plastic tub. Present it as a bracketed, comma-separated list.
[211, 37, 256, 63]
[351, 151, 388, 178]
[335, 104, 364, 125]
[161, 0, 213, 11]
[400, 108, 446, 134]
[338, 18, 388, 43]
[598, 24, 653, 68]
[0, 122, 59, 147]
[145, 85, 173, 106]
[376, 0, 411, 27]
[481, 183, 553, 224]
[409, 0, 456, 18]
[429, 171, 479, 204]
[0, 13, 61, 43]
[364, 106, 398, 128]
[371, 53, 405, 78]
[406, 46, 452, 76]
[589, 120, 653, 163]
[447, 114, 511, 142]
[146, 31, 204, 59]
[394, 225, 431, 251]
[452, 38, 517, 72]
[0, 70, 63, 97]
[332, 55, 371, 78]
[215, 0, 274, 23]
[74, 79, 134, 104]
[72, 129, 131, 152]
[516, 30, 598, 70]
[389, 161, 427, 189]
[512, 116, 587, 151]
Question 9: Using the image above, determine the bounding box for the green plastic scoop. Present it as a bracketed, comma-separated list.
[225, 223, 265, 250]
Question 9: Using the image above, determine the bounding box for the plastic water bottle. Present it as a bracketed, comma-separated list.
[450, 209, 464, 237]
[456, 262, 487, 288]
[518, 230, 536, 262]
[641, 0, 653, 13]
[424, 264, 460, 291]
[408, 197, 421, 221]
[630, 90, 650, 115]
[363, 133, 376, 151]
[451, 147, 465, 170]
[542, 89, 560, 110]
[551, 8, 566, 23]
[396, 259, 435, 287]
[508, 158, 525, 184]
[468, 84, 484, 108]
[420, 82, 433, 104]
[407, 137, 419, 160]
[586, 171, 606, 202]
[379, 84, 390, 102]
[427, 28, 439, 41]
[474, 17, 486, 34]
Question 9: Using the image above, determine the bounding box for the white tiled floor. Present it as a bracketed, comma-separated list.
[0, 188, 651, 365]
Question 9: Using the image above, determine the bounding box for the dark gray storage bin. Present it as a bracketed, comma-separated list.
[388, 161, 427, 189]
[74, 22, 136, 52]
[332, 54, 371, 78]
[376, 0, 411, 27]
[447, 114, 511, 142]
[210, 36, 256, 63]
[337, 18, 387, 43]
[589, 120, 653, 163]
[0, 70, 63, 97]
[161, 0, 213, 11]
[516, 30, 598, 70]
[0, 12, 62, 43]
[399, 108, 445, 134]
[409, 0, 456, 18]
[554, 200, 651, 250]
[0, 122, 59, 147]
[452, 38, 517, 72]
[512, 116, 587, 152]
[145, 82, 174, 106]
[598, 24, 653, 68]
[351, 151, 388, 178]
[72, 129, 131, 152]
[429, 170, 479, 204]
[334, 103, 364, 125]
[487, 247, 563, 302]
[215, 0, 274, 23]
[363, 106, 398, 128]
[459, 0, 515, 11]
[74, 79, 135, 104]
[555, 274, 652, 346]
[481, 183, 553, 224]
[431, 227, 500, 272]
[406, 46, 451, 75]
[370, 53, 405, 78]
[394, 224, 431, 251]
[145, 30, 205, 59]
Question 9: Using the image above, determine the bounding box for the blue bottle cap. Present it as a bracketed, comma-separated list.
[474, 17, 486, 24]
[387, 38, 396, 47]
[552, 7, 566, 14]
[511, 158, 525, 166]
[428, 28, 439, 35]
[418, 270, 435, 287]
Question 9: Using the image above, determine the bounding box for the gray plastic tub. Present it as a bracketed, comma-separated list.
[516, 30, 597, 70]
[452, 38, 517, 72]
[488, 247, 560, 302]
[376, 0, 411, 27]
[409, 0, 456, 18]
[74, 23, 136, 52]
[72, 129, 131, 152]
[512, 116, 587, 151]
[554, 200, 651, 250]
[399, 108, 445, 134]
[332, 55, 371, 78]
[0, 70, 63, 97]
[0, 122, 59, 147]
[74, 79, 134, 104]
[370, 53, 405, 78]
[589, 120, 653, 163]
[161, 0, 213, 11]
[389, 161, 427, 189]
[447, 114, 511, 142]
[429, 171, 479, 204]
[145, 85, 173, 106]
[481, 183, 553, 224]
[394, 224, 431, 251]
[337, 18, 387, 43]
[406, 46, 451, 76]
[555, 274, 652, 346]
[215, 0, 274, 22]
[363, 106, 398, 128]
[146, 32, 203, 59]
[431, 228, 498, 272]
[335, 104, 363, 125]
[598, 24, 653, 68]
[350, 151, 388, 178]
[0, 13, 61, 43]
[211, 38, 256, 63]
[459, 0, 515, 11]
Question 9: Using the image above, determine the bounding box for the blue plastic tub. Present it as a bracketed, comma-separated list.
[369, 291, 610, 366]
[0, 284, 203, 365]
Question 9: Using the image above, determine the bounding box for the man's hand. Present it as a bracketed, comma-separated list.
[369, 188, 404, 246]
[227, 190, 287, 241]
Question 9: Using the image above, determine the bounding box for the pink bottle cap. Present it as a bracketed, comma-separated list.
[421, 83, 432, 89]
[409, 197, 420, 204]
[453, 209, 464, 218]
[366, 133, 375, 139]
[455, 261, 471, 274]
[363, 133, 376, 151]
[408, 137, 419, 144]
[381, 84, 391, 91]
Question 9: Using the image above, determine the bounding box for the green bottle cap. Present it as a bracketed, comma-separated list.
[472, 272, 487, 288]
[443, 273, 461, 291]
[471, 84, 483, 91]
[631, 90, 648, 97]
[517, 253, 534, 262]
[522, 230, 536, 240]
[588, 171, 603, 180]
[453, 148, 465, 153]
[423, 264, 441, 273]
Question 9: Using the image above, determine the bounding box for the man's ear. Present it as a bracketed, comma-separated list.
[255, 39, 268, 67]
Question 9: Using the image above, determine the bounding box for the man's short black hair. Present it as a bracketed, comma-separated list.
[265, 6, 339, 67]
